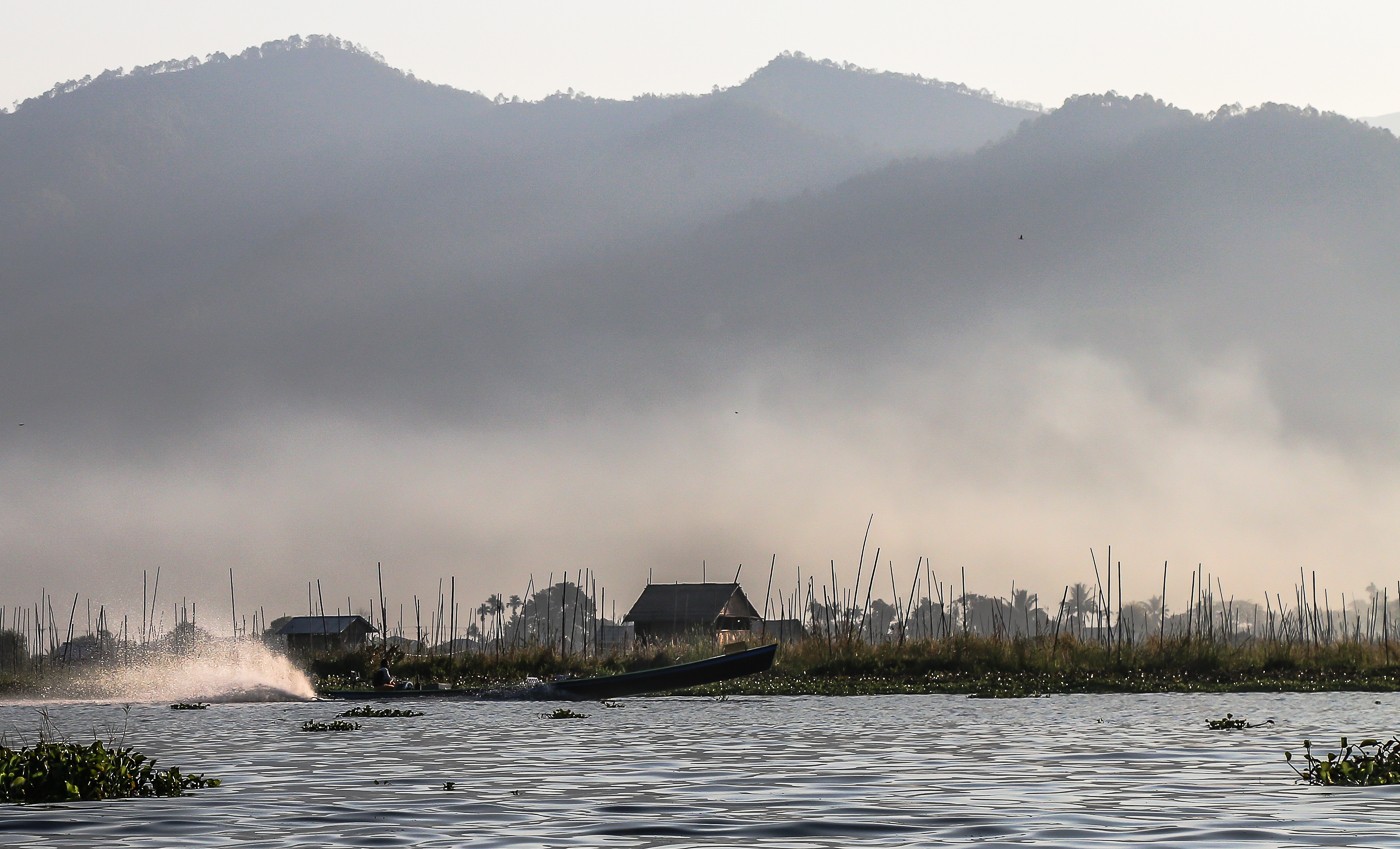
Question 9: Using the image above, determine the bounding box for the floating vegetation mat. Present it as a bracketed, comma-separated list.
[542, 708, 588, 720]
[0, 741, 219, 803]
[300, 720, 361, 732]
[1207, 713, 1273, 730]
[1287, 737, 1400, 785]
[338, 707, 424, 718]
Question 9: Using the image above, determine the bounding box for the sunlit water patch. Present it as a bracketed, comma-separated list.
[3, 692, 1400, 846]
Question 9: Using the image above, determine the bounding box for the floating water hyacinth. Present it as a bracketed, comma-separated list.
[0, 741, 219, 803]
[300, 720, 360, 732]
[1206, 713, 1273, 730]
[542, 708, 588, 719]
[338, 707, 424, 718]
[1287, 737, 1400, 785]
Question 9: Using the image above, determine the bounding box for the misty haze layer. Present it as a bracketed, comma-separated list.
[3, 37, 1399, 620]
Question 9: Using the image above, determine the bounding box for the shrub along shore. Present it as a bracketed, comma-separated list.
[303, 633, 1400, 698]
[6, 634, 1400, 698]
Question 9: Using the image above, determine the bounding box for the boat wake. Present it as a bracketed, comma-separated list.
[29, 642, 316, 703]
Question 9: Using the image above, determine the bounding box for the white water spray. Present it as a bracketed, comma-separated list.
[36, 641, 316, 703]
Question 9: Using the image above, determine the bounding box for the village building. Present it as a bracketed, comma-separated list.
[275, 615, 378, 653]
[759, 618, 807, 642]
[623, 582, 762, 644]
[598, 621, 636, 652]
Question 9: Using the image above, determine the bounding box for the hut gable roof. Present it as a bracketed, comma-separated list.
[276, 615, 378, 636]
[623, 583, 761, 626]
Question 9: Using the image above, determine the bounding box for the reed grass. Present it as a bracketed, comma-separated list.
[299, 630, 1400, 697]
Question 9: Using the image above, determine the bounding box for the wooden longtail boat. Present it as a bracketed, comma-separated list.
[322, 642, 777, 701]
[547, 642, 776, 700]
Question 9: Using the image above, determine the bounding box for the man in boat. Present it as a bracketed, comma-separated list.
[372, 658, 397, 690]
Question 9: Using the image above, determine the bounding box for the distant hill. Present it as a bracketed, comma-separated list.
[0, 39, 1027, 288]
[1365, 111, 1400, 134]
[3, 38, 1396, 446]
[593, 95, 1400, 442]
[720, 53, 1035, 155]
[0, 37, 1042, 434]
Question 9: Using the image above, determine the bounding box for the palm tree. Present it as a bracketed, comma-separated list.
[507, 595, 523, 648]
[476, 603, 490, 652]
[1068, 583, 1096, 639]
[1011, 588, 1038, 637]
[488, 594, 505, 652]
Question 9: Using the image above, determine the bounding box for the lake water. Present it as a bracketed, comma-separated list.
[3, 690, 1399, 847]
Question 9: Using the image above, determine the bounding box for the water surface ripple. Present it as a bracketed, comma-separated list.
[3, 692, 1399, 847]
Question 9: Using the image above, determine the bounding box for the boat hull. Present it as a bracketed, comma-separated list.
[547, 642, 777, 700]
[322, 643, 778, 701]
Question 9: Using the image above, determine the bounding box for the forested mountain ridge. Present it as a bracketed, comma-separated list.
[4, 39, 1398, 441]
[719, 52, 1035, 155]
[0, 38, 1034, 298]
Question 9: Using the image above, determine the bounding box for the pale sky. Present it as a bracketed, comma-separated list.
[4, 0, 1398, 118]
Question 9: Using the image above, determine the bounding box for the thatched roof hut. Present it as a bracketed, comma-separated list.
[275, 615, 377, 653]
[623, 583, 761, 643]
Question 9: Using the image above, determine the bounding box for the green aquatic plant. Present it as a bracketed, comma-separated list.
[338, 707, 424, 718]
[300, 720, 361, 732]
[0, 741, 219, 803]
[1206, 713, 1273, 730]
[1208, 714, 1247, 729]
[1206, 713, 1274, 730]
[541, 708, 588, 719]
[169, 703, 210, 710]
[1287, 737, 1400, 785]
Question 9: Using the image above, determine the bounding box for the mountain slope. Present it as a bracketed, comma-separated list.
[720, 53, 1035, 155]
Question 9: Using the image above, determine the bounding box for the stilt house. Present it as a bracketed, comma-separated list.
[623, 583, 762, 644]
[276, 615, 378, 653]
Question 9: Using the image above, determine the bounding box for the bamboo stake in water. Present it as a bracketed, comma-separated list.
[377, 562, 388, 652]
[148, 567, 161, 644]
[230, 568, 238, 641]
[1160, 562, 1168, 644]
[62, 593, 77, 662]
[762, 555, 775, 638]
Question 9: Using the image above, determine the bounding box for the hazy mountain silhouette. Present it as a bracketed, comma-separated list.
[4, 36, 1400, 613]
[1365, 111, 1400, 134]
[0, 38, 1038, 437]
[720, 53, 1035, 155]
[4, 40, 1397, 446]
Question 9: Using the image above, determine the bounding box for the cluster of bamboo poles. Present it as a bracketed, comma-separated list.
[0, 567, 264, 674]
[344, 564, 621, 660]
[6, 545, 1400, 674]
